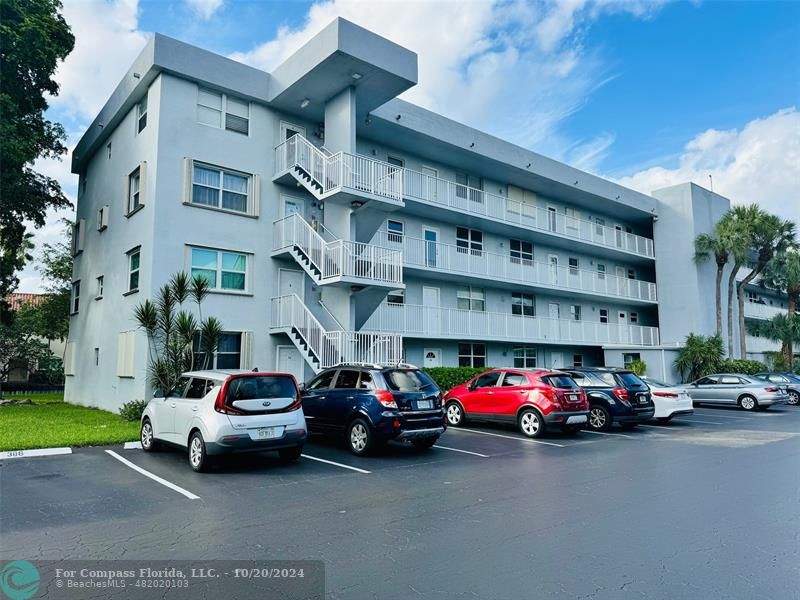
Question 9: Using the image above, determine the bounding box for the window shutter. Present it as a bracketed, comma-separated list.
[183, 158, 193, 205]
[138, 161, 147, 206]
[76, 219, 86, 253]
[64, 342, 76, 376]
[240, 331, 254, 369]
[249, 175, 260, 217]
[97, 206, 109, 231]
[116, 331, 136, 378]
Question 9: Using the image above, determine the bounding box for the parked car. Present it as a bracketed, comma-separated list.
[562, 367, 654, 431]
[443, 369, 589, 438]
[686, 373, 790, 411]
[300, 364, 445, 455]
[641, 377, 694, 422]
[140, 370, 307, 472]
[753, 372, 800, 406]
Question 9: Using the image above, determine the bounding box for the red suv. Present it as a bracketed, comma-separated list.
[443, 369, 589, 438]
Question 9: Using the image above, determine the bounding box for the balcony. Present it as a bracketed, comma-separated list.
[375, 233, 657, 304]
[744, 335, 780, 354]
[363, 303, 660, 347]
[744, 301, 786, 320]
[273, 214, 403, 288]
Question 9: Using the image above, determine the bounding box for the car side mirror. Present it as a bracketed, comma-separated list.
[468, 380, 478, 391]
[153, 389, 164, 398]
[299, 382, 306, 391]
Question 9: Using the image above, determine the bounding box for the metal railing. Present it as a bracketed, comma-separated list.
[363, 302, 660, 347]
[744, 302, 787, 320]
[274, 214, 403, 285]
[271, 294, 403, 368]
[376, 232, 657, 302]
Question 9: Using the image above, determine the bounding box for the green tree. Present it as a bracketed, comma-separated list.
[719, 206, 756, 357]
[695, 230, 730, 338]
[747, 314, 800, 371]
[760, 248, 800, 367]
[674, 334, 725, 383]
[0, 0, 74, 322]
[0, 322, 53, 397]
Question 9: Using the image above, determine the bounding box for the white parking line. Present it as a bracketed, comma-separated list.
[450, 427, 565, 447]
[691, 411, 749, 420]
[581, 430, 634, 438]
[0, 447, 72, 460]
[433, 445, 489, 458]
[105, 450, 200, 500]
[638, 423, 674, 430]
[301, 454, 371, 474]
[673, 417, 724, 425]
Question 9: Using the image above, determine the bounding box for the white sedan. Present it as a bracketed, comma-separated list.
[642, 377, 694, 423]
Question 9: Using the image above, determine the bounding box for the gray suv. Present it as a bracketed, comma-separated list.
[687, 373, 790, 411]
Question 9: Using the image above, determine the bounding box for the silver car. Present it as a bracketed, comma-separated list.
[687, 373, 790, 411]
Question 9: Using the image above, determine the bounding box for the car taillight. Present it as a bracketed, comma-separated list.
[375, 390, 398, 409]
[653, 391, 679, 398]
[214, 379, 244, 415]
[764, 386, 778, 392]
[612, 388, 630, 404]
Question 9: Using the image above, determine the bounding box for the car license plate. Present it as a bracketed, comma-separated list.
[639, 394, 648, 404]
[568, 394, 578, 401]
[258, 427, 277, 439]
[417, 400, 433, 410]
[566, 415, 587, 424]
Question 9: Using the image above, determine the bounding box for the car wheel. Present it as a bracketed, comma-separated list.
[738, 395, 758, 411]
[140, 419, 159, 452]
[518, 408, 545, 438]
[656, 416, 673, 423]
[787, 390, 800, 406]
[347, 419, 374, 456]
[445, 401, 465, 427]
[588, 405, 612, 431]
[278, 445, 303, 462]
[188, 431, 210, 472]
[411, 437, 438, 449]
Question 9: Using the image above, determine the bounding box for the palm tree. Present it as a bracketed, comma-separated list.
[760, 247, 800, 367]
[717, 207, 753, 356]
[674, 333, 724, 383]
[736, 208, 796, 358]
[694, 232, 729, 338]
[746, 314, 800, 369]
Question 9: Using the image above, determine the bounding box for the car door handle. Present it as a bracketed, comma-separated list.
[192, 406, 198, 412]
[486, 391, 493, 395]
[346, 396, 354, 400]
[170, 402, 176, 408]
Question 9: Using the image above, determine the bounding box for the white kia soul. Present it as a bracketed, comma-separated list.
[140, 370, 307, 472]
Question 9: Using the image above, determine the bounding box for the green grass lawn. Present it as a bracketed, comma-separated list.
[0, 393, 139, 451]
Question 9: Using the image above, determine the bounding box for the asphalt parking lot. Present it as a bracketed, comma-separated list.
[2, 406, 799, 600]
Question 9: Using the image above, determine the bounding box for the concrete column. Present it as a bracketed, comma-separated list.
[324, 86, 357, 154]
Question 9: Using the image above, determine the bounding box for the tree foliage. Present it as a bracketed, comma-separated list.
[674, 334, 724, 383]
[0, 0, 74, 321]
[0, 322, 53, 396]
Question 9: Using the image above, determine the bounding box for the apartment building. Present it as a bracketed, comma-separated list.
[64, 19, 783, 411]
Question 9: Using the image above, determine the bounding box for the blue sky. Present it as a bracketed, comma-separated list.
[21, 0, 800, 292]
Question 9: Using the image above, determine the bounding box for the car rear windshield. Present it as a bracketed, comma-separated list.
[541, 375, 579, 389]
[383, 369, 437, 392]
[616, 372, 646, 387]
[227, 376, 297, 401]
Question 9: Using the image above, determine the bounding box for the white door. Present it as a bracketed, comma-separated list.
[548, 302, 560, 340]
[277, 345, 305, 385]
[549, 255, 559, 285]
[424, 348, 442, 368]
[423, 227, 439, 268]
[548, 207, 558, 232]
[423, 286, 440, 335]
[550, 352, 563, 369]
[421, 166, 438, 200]
[616, 266, 626, 296]
[282, 196, 302, 217]
[279, 269, 304, 301]
[617, 310, 628, 344]
[280, 121, 306, 141]
[615, 225, 623, 248]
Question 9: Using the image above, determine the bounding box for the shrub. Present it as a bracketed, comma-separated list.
[628, 359, 647, 376]
[119, 399, 148, 422]
[423, 367, 492, 392]
[674, 334, 724, 383]
[719, 359, 768, 375]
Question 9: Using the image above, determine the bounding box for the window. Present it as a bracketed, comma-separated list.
[597, 264, 606, 280]
[127, 167, 141, 215]
[456, 172, 483, 203]
[334, 370, 360, 389]
[630, 312, 638, 324]
[511, 292, 535, 317]
[193, 332, 242, 369]
[547, 207, 557, 231]
[136, 93, 147, 133]
[458, 343, 486, 368]
[96, 276, 104, 299]
[387, 289, 405, 304]
[107, 142, 112, 159]
[513, 345, 537, 368]
[307, 370, 336, 390]
[568, 257, 579, 275]
[599, 308, 609, 324]
[97, 206, 109, 231]
[127, 248, 140, 293]
[71, 220, 84, 255]
[473, 371, 502, 388]
[569, 304, 581, 321]
[357, 371, 374, 390]
[186, 378, 213, 399]
[623, 353, 641, 369]
[94, 348, 100, 366]
[573, 354, 584, 367]
[197, 87, 249, 135]
[456, 227, 483, 256]
[190, 247, 247, 292]
[192, 163, 250, 213]
[457, 287, 485, 311]
[595, 217, 606, 236]
[627, 269, 636, 280]
[510, 239, 533, 264]
[387, 220, 404, 243]
[71, 281, 80, 314]
[387, 156, 404, 168]
[501, 372, 527, 387]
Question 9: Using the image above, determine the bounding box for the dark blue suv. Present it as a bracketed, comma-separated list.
[300, 364, 445, 455]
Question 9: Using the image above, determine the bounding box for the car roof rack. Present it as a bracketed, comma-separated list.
[332, 362, 384, 369]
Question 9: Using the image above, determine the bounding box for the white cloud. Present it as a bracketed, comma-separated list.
[229, 0, 665, 160]
[614, 107, 800, 224]
[52, 0, 148, 120]
[185, 0, 224, 20]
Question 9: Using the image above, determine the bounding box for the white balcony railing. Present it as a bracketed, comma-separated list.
[271, 294, 403, 368]
[274, 214, 403, 285]
[402, 169, 655, 258]
[375, 233, 657, 302]
[363, 303, 660, 347]
[744, 335, 781, 354]
[744, 301, 786, 320]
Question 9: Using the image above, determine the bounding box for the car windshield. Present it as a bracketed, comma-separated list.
[643, 378, 672, 387]
[616, 372, 646, 387]
[227, 376, 297, 400]
[384, 369, 437, 392]
[542, 375, 579, 389]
